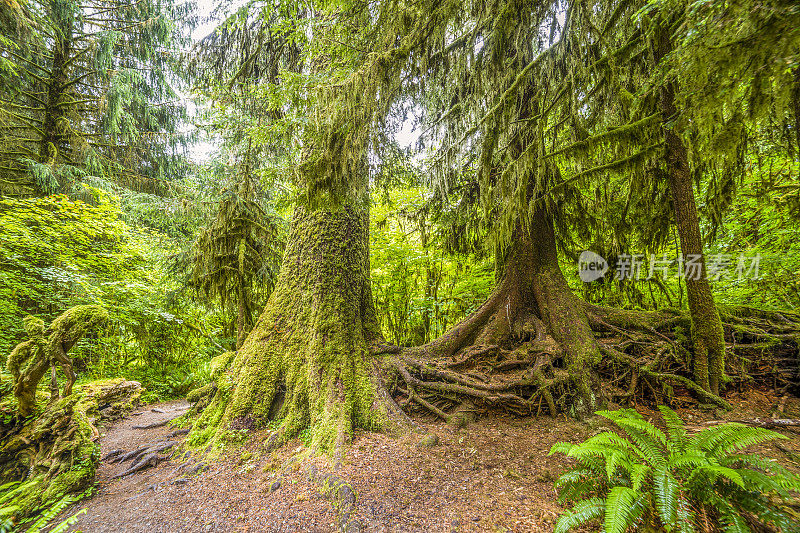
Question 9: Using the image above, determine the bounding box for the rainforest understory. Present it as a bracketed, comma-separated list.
[184, 205, 800, 458]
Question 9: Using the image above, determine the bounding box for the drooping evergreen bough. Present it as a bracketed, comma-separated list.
[0, 0, 193, 196]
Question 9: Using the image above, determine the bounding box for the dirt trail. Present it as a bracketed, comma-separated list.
[55, 388, 800, 532]
[55, 399, 579, 532]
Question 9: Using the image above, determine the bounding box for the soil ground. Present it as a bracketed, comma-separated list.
[53, 388, 800, 533]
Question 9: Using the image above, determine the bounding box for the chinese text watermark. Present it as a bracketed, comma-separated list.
[578, 251, 760, 283]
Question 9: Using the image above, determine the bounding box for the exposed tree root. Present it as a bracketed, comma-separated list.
[725, 418, 800, 430]
[305, 463, 360, 532]
[105, 439, 179, 478]
[114, 453, 169, 479]
[379, 301, 800, 422]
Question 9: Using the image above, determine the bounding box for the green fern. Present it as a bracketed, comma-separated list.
[48, 508, 86, 533]
[554, 498, 605, 533]
[0, 518, 14, 533]
[550, 406, 800, 532]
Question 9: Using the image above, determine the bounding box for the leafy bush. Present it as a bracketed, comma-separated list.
[0, 193, 221, 402]
[550, 407, 800, 533]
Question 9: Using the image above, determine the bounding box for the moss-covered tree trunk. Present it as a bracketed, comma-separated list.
[656, 25, 727, 395]
[236, 267, 247, 350]
[39, 7, 71, 165]
[405, 205, 602, 415]
[401, 82, 602, 413]
[191, 202, 409, 453]
[793, 67, 800, 158]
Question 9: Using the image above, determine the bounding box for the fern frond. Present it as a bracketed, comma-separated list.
[554, 497, 605, 533]
[718, 453, 783, 474]
[0, 480, 36, 508]
[669, 452, 710, 473]
[568, 442, 629, 463]
[584, 431, 641, 452]
[598, 410, 668, 467]
[606, 451, 623, 481]
[553, 414, 797, 533]
[630, 463, 652, 492]
[555, 468, 604, 503]
[691, 465, 745, 489]
[0, 483, 22, 507]
[653, 466, 680, 529]
[711, 426, 786, 459]
[658, 405, 687, 452]
[599, 410, 668, 446]
[49, 508, 87, 533]
[25, 493, 80, 533]
[604, 486, 639, 533]
[555, 468, 594, 489]
[550, 442, 575, 456]
[627, 491, 650, 531]
[736, 468, 789, 497]
[715, 500, 751, 533]
[675, 494, 697, 533]
[688, 423, 741, 454]
[688, 424, 785, 460]
[0, 506, 19, 520]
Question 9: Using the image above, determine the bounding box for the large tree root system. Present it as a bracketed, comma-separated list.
[183, 207, 800, 458]
[377, 301, 800, 423]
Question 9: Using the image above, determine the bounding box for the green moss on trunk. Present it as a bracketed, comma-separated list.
[655, 23, 727, 396]
[190, 204, 399, 453]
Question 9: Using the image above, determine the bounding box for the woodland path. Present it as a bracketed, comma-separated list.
[53, 389, 800, 532]
[52, 399, 579, 532]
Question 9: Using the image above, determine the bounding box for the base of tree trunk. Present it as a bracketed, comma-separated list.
[186, 206, 416, 459]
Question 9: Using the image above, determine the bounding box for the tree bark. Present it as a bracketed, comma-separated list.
[236, 269, 247, 350]
[793, 67, 800, 160]
[191, 202, 410, 453]
[655, 24, 726, 395]
[39, 6, 72, 167]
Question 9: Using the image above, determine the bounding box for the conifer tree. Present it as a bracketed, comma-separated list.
[0, 0, 193, 196]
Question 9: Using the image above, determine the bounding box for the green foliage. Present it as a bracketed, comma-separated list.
[20, 490, 90, 533]
[47, 507, 86, 533]
[0, 193, 131, 355]
[370, 186, 494, 345]
[550, 407, 800, 532]
[0, 0, 194, 196]
[0, 192, 220, 402]
[707, 154, 800, 310]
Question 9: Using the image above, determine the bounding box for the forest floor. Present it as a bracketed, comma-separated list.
[52, 388, 800, 533]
